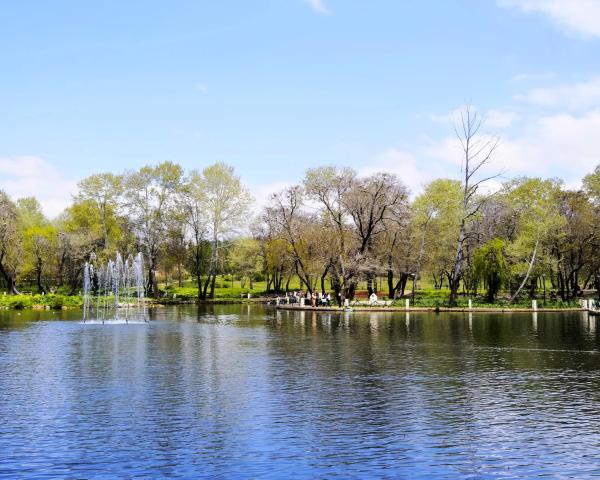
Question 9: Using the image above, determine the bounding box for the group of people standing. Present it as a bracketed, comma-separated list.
[288, 290, 332, 307]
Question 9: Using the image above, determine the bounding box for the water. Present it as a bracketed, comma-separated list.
[1, 306, 600, 478]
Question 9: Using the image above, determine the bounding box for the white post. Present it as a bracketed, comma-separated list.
[468, 299, 472, 310]
[532, 300, 538, 311]
[300, 298, 305, 307]
[580, 299, 588, 309]
[247, 293, 251, 299]
[344, 298, 349, 307]
[405, 299, 410, 310]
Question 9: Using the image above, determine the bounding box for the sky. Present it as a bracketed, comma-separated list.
[1, 0, 600, 216]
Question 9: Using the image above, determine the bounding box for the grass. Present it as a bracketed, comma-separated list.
[0, 293, 83, 310]
[0, 277, 589, 310]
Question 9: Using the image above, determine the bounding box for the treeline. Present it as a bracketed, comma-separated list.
[1, 114, 600, 304]
[0, 162, 251, 299]
[263, 167, 600, 305]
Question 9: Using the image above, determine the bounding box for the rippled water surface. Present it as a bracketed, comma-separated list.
[1, 306, 600, 478]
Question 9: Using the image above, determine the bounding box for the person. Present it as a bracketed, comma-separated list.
[326, 293, 331, 306]
[311, 291, 317, 307]
[369, 292, 378, 305]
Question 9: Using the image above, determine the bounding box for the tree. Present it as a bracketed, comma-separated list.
[124, 162, 183, 296]
[181, 170, 210, 300]
[343, 173, 409, 296]
[162, 209, 188, 287]
[473, 238, 509, 302]
[449, 106, 500, 305]
[303, 167, 408, 301]
[412, 179, 463, 290]
[75, 173, 123, 254]
[583, 164, 600, 205]
[264, 186, 323, 294]
[501, 178, 562, 301]
[56, 200, 107, 294]
[201, 163, 252, 298]
[304, 166, 356, 303]
[0, 191, 22, 294]
[22, 224, 57, 293]
[551, 190, 598, 300]
[229, 238, 262, 288]
[16, 198, 57, 293]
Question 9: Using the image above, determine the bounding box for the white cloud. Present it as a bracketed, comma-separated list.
[304, 0, 330, 14]
[194, 82, 209, 94]
[511, 72, 557, 82]
[248, 180, 293, 213]
[426, 111, 600, 185]
[430, 106, 518, 129]
[515, 77, 600, 109]
[0, 156, 76, 218]
[359, 149, 431, 194]
[486, 109, 519, 128]
[500, 111, 600, 175]
[498, 0, 600, 38]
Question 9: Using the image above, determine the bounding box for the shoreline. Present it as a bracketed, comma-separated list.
[275, 304, 589, 313]
[0, 294, 593, 313]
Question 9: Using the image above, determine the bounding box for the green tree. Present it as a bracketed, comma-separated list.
[124, 162, 183, 296]
[229, 238, 262, 288]
[16, 197, 58, 293]
[583, 164, 600, 205]
[0, 191, 22, 294]
[75, 173, 123, 255]
[502, 177, 563, 301]
[181, 170, 210, 299]
[201, 163, 252, 298]
[473, 238, 509, 302]
[22, 224, 57, 293]
[411, 179, 463, 290]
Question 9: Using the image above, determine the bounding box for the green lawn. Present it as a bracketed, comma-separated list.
[0, 275, 588, 310]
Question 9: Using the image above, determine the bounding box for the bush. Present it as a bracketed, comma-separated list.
[0, 293, 82, 310]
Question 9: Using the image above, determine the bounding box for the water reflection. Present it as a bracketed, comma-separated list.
[1, 306, 600, 478]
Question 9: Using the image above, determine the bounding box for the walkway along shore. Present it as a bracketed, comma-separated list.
[275, 304, 588, 313]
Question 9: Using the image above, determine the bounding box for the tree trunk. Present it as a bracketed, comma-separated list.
[36, 258, 46, 294]
[196, 269, 203, 301]
[449, 220, 466, 306]
[387, 269, 396, 299]
[320, 264, 330, 295]
[0, 261, 19, 295]
[202, 276, 210, 299]
[209, 273, 216, 299]
[510, 240, 539, 303]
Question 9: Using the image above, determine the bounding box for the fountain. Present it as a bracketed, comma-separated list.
[82, 252, 148, 323]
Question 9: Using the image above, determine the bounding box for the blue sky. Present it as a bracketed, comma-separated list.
[1, 0, 600, 215]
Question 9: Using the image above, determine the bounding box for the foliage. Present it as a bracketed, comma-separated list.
[2, 155, 600, 309]
[473, 238, 509, 302]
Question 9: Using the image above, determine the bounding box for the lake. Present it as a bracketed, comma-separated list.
[1, 305, 599, 478]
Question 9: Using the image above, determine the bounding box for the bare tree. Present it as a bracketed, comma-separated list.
[448, 106, 501, 306]
[264, 186, 320, 293]
[344, 173, 409, 296]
